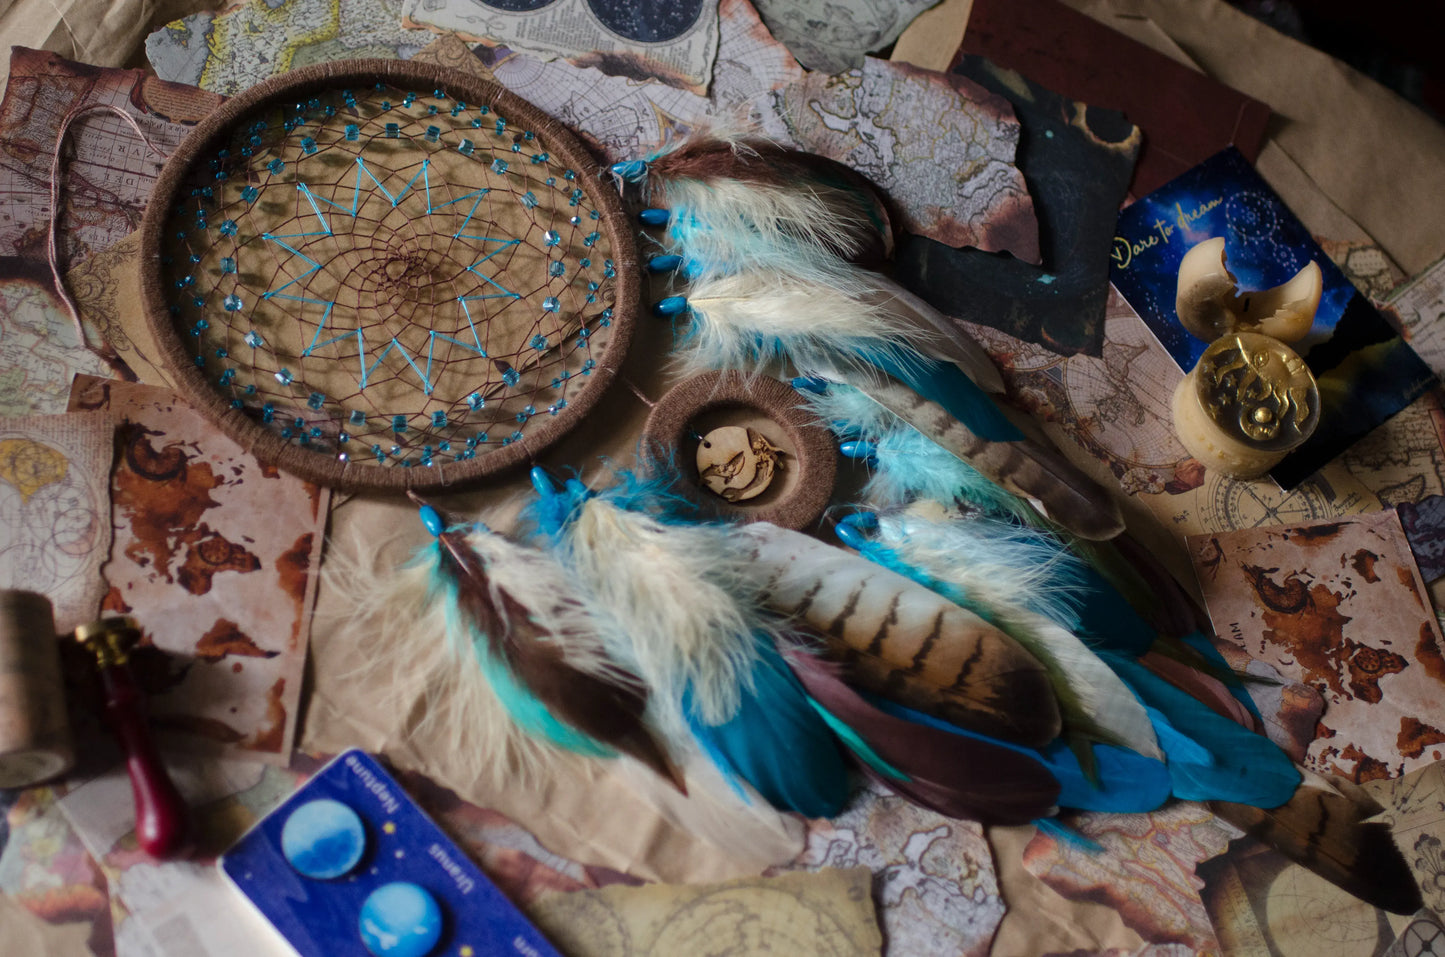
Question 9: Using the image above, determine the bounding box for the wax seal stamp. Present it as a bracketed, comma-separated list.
[1171, 332, 1320, 478]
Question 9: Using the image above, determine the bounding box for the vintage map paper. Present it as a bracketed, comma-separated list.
[67, 376, 328, 765]
[0, 411, 112, 633]
[1021, 805, 1238, 953]
[469, 0, 801, 161]
[1365, 760, 1445, 920]
[1198, 841, 1410, 957]
[146, 0, 434, 96]
[529, 867, 882, 957]
[0, 277, 114, 415]
[1384, 255, 1445, 382]
[403, 0, 721, 96]
[0, 48, 221, 271]
[1187, 510, 1445, 783]
[750, 0, 938, 73]
[778, 783, 1002, 957]
[754, 55, 1039, 258]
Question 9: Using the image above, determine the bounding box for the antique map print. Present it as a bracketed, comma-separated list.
[146, 0, 433, 96]
[403, 0, 720, 95]
[778, 783, 1002, 957]
[754, 56, 1039, 257]
[471, 0, 801, 161]
[1187, 510, 1445, 782]
[750, 0, 937, 73]
[0, 411, 111, 632]
[68, 376, 328, 764]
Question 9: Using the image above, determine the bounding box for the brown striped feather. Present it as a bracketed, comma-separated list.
[743, 523, 1060, 746]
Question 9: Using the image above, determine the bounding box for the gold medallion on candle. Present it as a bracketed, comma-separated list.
[1171, 332, 1320, 479]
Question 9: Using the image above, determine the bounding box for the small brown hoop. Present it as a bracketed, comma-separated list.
[138, 59, 638, 493]
[641, 371, 837, 530]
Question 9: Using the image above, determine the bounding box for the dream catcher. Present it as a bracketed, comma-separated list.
[139, 60, 637, 491]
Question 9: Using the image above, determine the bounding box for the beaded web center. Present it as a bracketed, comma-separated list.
[157, 81, 620, 471]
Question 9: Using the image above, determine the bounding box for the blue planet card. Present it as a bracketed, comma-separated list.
[220, 749, 563, 957]
[1110, 147, 1436, 488]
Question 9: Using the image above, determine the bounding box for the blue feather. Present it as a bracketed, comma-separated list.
[866, 352, 1022, 442]
[1035, 817, 1104, 853]
[867, 696, 1170, 814]
[1102, 654, 1300, 807]
[1071, 563, 1158, 657]
[684, 640, 851, 818]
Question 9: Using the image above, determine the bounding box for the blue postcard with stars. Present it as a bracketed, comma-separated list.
[221, 749, 562, 957]
[1110, 146, 1436, 488]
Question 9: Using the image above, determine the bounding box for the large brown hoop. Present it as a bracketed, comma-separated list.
[139, 59, 638, 493]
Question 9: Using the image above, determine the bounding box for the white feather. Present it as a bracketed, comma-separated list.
[322, 529, 613, 790]
[559, 498, 772, 726]
[675, 268, 942, 381]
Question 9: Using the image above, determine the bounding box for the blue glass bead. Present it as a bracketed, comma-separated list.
[193, 296, 206, 308]
[218, 369, 235, 386]
[543, 230, 559, 247]
[564, 170, 575, 180]
[349, 409, 367, 425]
[472, 118, 482, 128]
[274, 368, 293, 385]
[520, 191, 538, 210]
[220, 257, 237, 274]
[570, 215, 581, 226]
[386, 123, 399, 138]
[425, 126, 440, 142]
[431, 410, 447, 428]
[500, 365, 520, 387]
[192, 319, 208, 335]
[590, 209, 600, 220]
[293, 417, 306, 429]
[457, 138, 474, 155]
[532, 152, 549, 164]
[245, 384, 256, 395]
[261, 403, 275, 423]
[549, 261, 565, 277]
[301, 137, 317, 154]
[231, 399, 244, 409]
[219, 219, 238, 236]
[309, 427, 322, 439]
[587, 281, 599, 291]
[307, 392, 325, 410]
[467, 393, 484, 410]
[215, 348, 228, 358]
[392, 415, 407, 433]
[494, 118, 506, 135]
[267, 159, 285, 174]
[194, 355, 205, 367]
[241, 186, 259, 202]
[176, 275, 194, 289]
[338, 431, 350, 443]
[403, 92, 416, 106]
[438, 441, 450, 452]
[511, 143, 521, 153]
[530, 334, 549, 350]
[223, 293, 243, 311]
[580, 258, 591, 268]
[478, 105, 489, 114]
[541, 298, 559, 313]
[345, 124, 359, 141]
[638, 208, 669, 226]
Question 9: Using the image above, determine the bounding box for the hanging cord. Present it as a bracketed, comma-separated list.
[48, 103, 170, 380]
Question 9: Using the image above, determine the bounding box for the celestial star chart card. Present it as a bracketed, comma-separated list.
[221, 750, 563, 957]
[1110, 147, 1436, 488]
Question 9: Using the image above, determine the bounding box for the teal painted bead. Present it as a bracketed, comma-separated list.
[610, 159, 647, 182]
[418, 504, 442, 536]
[637, 208, 669, 226]
[652, 296, 689, 317]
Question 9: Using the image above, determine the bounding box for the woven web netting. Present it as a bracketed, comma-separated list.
[146, 65, 632, 489]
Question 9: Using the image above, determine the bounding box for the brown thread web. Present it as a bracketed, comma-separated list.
[155, 80, 620, 474]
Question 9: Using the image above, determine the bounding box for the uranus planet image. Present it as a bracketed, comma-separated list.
[280, 798, 367, 880]
[359, 882, 444, 957]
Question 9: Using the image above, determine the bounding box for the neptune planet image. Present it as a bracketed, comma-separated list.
[280, 798, 367, 880]
[359, 881, 444, 957]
